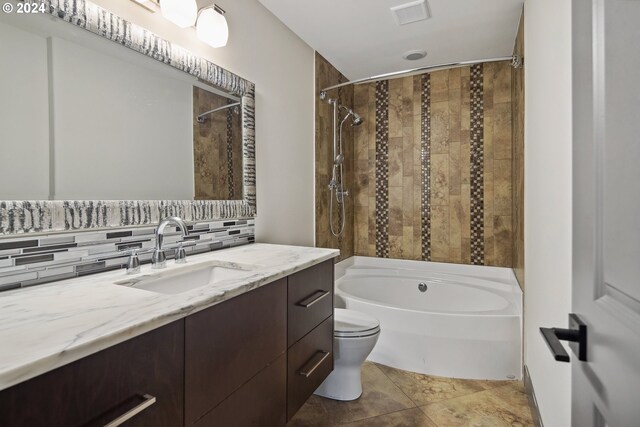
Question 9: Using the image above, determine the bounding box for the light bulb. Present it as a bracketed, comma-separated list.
[160, 0, 198, 28]
[196, 7, 229, 48]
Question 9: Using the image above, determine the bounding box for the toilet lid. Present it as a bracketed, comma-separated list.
[334, 308, 380, 338]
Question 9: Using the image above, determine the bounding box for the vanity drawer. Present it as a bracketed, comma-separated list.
[288, 259, 334, 346]
[287, 315, 334, 421]
[185, 278, 287, 426]
[193, 354, 286, 427]
[0, 320, 184, 427]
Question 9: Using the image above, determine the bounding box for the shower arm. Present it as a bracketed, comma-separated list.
[196, 101, 241, 123]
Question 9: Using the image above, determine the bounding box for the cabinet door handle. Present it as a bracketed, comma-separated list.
[297, 290, 330, 308]
[103, 394, 156, 427]
[299, 351, 331, 378]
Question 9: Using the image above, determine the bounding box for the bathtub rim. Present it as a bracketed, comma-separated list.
[335, 256, 523, 317]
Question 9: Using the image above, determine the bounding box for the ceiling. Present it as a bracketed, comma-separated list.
[257, 0, 524, 80]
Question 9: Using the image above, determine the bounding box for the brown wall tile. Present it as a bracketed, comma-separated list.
[494, 159, 513, 216]
[512, 10, 525, 289]
[314, 52, 354, 261]
[431, 153, 450, 207]
[344, 60, 516, 268]
[430, 70, 449, 103]
[494, 215, 513, 266]
[431, 204, 450, 262]
[431, 101, 450, 154]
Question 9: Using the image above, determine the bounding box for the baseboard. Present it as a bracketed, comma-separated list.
[523, 365, 544, 427]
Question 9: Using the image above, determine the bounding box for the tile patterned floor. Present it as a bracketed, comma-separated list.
[288, 362, 534, 427]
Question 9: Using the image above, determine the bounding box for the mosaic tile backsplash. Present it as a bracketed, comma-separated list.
[0, 219, 254, 292]
[352, 61, 514, 266]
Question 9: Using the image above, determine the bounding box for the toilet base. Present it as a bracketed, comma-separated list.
[314, 309, 381, 402]
[314, 364, 364, 401]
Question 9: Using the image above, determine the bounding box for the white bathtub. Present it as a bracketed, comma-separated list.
[335, 256, 522, 380]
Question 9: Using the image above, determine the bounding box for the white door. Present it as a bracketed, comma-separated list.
[572, 0, 640, 425]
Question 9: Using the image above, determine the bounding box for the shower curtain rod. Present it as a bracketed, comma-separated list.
[320, 55, 521, 98]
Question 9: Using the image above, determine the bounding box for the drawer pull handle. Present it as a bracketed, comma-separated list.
[299, 351, 331, 378]
[298, 290, 330, 308]
[103, 394, 156, 427]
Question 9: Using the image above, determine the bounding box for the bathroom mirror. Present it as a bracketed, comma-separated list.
[0, 0, 256, 234]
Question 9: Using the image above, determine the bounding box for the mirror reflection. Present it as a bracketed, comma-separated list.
[193, 88, 243, 200]
[0, 11, 243, 201]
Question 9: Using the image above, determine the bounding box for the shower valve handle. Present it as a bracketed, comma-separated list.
[337, 190, 349, 200]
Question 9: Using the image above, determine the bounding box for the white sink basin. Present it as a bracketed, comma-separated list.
[114, 263, 258, 295]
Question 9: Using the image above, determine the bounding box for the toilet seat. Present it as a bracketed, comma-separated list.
[334, 308, 380, 338]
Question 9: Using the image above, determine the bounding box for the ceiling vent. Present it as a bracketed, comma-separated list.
[390, 0, 431, 26]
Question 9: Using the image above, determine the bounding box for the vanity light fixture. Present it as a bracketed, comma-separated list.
[160, 0, 198, 28]
[131, 0, 229, 48]
[196, 4, 229, 48]
[131, 0, 159, 12]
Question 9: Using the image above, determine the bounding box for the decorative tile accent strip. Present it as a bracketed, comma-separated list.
[242, 86, 257, 212]
[48, 0, 250, 96]
[0, 219, 255, 293]
[470, 64, 485, 265]
[420, 74, 432, 261]
[374, 81, 390, 258]
[0, 0, 256, 235]
[226, 103, 235, 199]
[0, 202, 55, 235]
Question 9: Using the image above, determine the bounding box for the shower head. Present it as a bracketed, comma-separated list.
[338, 105, 364, 127]
[351, 112, 363, 126]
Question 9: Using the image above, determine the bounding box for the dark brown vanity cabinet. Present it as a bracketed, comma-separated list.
[0, 259, 335, 427]
[185, 278, 288, 426]
[286, 260, 335, 421]
[0, 320, 185, 427]
[190, 260, 335, 426]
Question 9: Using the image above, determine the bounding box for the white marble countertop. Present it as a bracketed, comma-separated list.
[0, 243, 339, 392]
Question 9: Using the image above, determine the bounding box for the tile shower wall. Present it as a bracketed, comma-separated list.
[315, 52, 354, 261]
[193, 87, 243, 200]
[0, 219, 254, 292]
[512, 12, 525, 288]
[353, 61, 514, 266]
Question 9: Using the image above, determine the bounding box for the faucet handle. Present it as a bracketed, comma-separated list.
[151, 248, 167, 270]
[175, 242, 187, 264]
[118, 247, 152, 275]
[174, 240, 197, 264]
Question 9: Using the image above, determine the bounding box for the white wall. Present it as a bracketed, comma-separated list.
[91, 0, 316, 246]
[523, 1, 572, 426]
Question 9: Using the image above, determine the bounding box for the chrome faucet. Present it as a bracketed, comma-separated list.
[152, 216, 188, 269]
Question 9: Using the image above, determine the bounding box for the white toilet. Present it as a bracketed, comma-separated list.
[314, 308, 380, 401]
